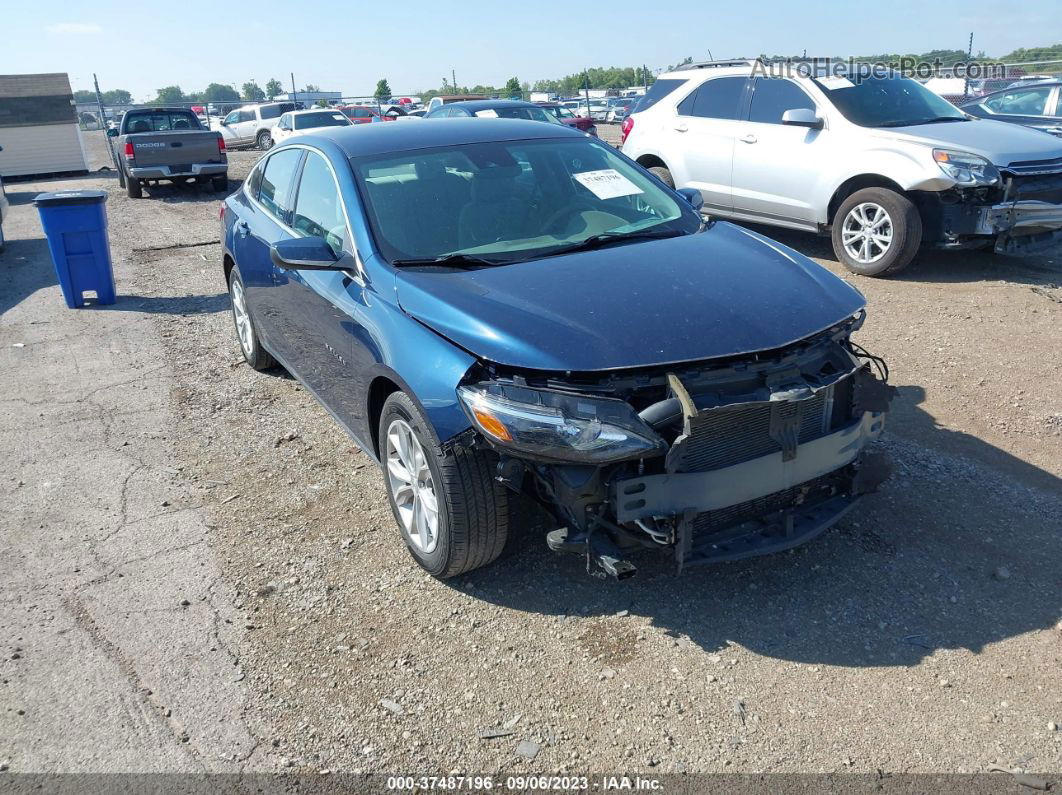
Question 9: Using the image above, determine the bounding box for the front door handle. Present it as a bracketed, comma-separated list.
[674, 122, 688, 132]
[235, 220, 249, 238]
[740, 134, 758, 144]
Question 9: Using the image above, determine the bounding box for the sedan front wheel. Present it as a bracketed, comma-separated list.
[379, 391, 509, 578]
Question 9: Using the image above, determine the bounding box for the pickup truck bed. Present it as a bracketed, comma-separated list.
[114, 107, 228, 199]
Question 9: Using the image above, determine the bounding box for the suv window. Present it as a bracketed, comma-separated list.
[677, 77, 747, 120]
[238, 109, 256, 123]
[984, 86, 1053, 116]
[293, 152, 347, 254]
[748, 78, 816, 124]
[260, 104, 285, 120]
[258, 148, 304, 222]
[635, 79, 687, 113]
[223, 111, 241, 126]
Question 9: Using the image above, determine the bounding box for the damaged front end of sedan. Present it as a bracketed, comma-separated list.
[451, 312, 894, 580]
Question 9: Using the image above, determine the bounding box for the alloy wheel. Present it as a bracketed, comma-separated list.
[230, 278, 254, 358]
[841, 202, 893, 264]
[385, 418, 440, 554]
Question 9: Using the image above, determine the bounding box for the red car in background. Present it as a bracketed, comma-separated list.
[535, 103, 597, 136]
[339, 105, 397, 124]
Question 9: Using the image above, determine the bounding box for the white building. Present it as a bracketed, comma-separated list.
[0, 73, 88, 177]
[272, 90, 343, 104]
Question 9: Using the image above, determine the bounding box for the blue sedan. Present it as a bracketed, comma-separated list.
[221, 119, 893, 580]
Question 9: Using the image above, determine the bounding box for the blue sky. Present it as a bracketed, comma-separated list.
[3, 0, 1058, 100]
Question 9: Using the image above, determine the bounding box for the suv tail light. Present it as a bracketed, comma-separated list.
[620, 116, 634, 144]
[123, 141, 134, 160]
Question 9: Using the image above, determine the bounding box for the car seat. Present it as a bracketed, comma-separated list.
[130, 120, 150, 133]
[458, 165, 526, 250]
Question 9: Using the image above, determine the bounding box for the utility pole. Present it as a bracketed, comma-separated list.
[451, 68, 457, 93]
[964, 32, 973, 99]
[291, 72, 297, 105]
[583, 69, 591, 117]
[93, 73, 118, 170]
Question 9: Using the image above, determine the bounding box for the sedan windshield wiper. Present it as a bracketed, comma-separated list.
[876, 116, 966, 127]
[537, 227, 687, 259]
[390, 253, 509, 269]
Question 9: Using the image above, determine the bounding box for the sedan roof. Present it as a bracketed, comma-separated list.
[303, 117, 583, 158]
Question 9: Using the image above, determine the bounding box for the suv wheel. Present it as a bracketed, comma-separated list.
[648, 165, 674, 189]
[380, 392, 510, 579]
[256, 130, 273, 150]
[832, 188, 921, 277]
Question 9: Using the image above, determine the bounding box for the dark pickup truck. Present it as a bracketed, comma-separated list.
[109, 107, 228, 198]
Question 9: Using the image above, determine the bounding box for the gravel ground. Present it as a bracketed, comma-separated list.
[2, 128, 1061, 780]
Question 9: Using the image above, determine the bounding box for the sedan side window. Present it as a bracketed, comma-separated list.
[748, 78, 816, 124]
[293, 151, 348, 255]
[258, 148, 304, 223]
[984, 87, 1053, 116]
[677, 77, 747, 120]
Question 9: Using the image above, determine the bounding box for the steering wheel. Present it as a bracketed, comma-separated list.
[541, 200, 601, 234]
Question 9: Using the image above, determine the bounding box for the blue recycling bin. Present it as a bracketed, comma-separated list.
[34, 190, 115, 308]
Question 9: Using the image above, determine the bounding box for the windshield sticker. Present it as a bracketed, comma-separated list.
[818, 76, 855, 90]
[474, 109, 498, 118]
[573, 169, 643, 200]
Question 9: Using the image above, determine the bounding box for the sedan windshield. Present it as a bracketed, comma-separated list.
[813, 74, 967, 128]
[294, 112, 351, 130]
[352, 137, 700, 264]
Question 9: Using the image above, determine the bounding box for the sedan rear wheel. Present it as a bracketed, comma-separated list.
[228, 268, 276, 371]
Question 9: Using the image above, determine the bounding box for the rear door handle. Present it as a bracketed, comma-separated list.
[235, 220, 249, 238]
[740, 134, 758, 144]
[673, 122, 688, 132]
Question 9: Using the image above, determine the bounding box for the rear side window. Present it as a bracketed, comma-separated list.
[678, 77, 747, 119]
[260, 104, 284, 120]
[634, 79, 687, 113]
[238, 109, 255, 123]
[247, 163, 264, 200]
[258, 148, 304, 222]
[748, 78, 816, 124]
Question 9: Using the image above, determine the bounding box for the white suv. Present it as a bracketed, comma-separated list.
[621, 60, 1062, 276]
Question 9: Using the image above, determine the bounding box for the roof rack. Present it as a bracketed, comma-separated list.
[672, 58, 761, 72]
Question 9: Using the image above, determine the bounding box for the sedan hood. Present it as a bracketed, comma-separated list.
[395, 223, 865, 372]
[880, 118, 1062, 166]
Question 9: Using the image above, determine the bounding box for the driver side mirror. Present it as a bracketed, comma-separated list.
[107, 128, 118, 138]
[676, 187, 704, 212]
[781, 108, 823, 129]
[270, 237, 342, 270]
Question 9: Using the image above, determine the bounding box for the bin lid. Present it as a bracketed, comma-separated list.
[34, 190, 108, 207]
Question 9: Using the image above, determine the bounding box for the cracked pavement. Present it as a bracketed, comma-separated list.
[1, 174, 258, 773]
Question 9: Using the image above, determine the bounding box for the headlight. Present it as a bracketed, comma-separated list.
[932, 148, 999, 186]
[457, 382, 666, 464]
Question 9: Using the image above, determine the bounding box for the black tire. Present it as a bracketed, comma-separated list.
[831, 188, 921, 277]
[212, 176, 229, 193]
[648, 165, 674, 189]
[379, 391, 510, 579]
[126, 175, 142, 199]
[117, 167, 126, 188]
[227, 267, 276, 371]
[256, 130, 273, 150]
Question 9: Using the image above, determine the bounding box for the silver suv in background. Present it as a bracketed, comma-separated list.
[622, 60, 1062, 276]
[212, 102, 301, 150]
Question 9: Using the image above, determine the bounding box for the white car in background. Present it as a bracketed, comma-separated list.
[272, 109, 353, 144]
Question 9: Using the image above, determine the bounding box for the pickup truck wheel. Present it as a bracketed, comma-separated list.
[227, 268, 276, 371]
[212, 176, 229, 193]
[117, 167, 126, 188]
[648, 166, 674, 189]
[256, 130, 273, 150]
[832, 188, 921, 277]
[126, 176, 142, 199]
[380, 391, 510, 579]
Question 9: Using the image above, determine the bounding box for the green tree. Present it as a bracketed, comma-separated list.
[242, 80, 265, 101]
[102, 89, 132, 105]
[504, 76, 522, 97]
[265, 78, 283, 98]
[154, 85, 185, 105]
[202, 83, 240, 103]
[374, 79, 392, 101]
[73, 89, 96, 102]
[303, 83, 320, 92]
